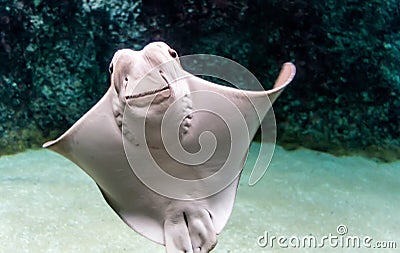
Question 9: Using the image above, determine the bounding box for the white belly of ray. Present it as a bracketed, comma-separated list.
[43, 42, 295, 253]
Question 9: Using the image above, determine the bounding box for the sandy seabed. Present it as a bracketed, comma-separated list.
[0, 144, 399, 253]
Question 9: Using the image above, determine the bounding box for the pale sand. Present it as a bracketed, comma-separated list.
[0, 144, 399, 252]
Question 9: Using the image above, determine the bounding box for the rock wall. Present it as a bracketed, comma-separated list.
[1, 0, 399, 161]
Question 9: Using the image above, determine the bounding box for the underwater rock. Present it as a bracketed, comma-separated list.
[0, 0, 399, 161]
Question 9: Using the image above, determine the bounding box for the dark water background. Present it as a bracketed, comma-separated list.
[0, 0, 399, 161]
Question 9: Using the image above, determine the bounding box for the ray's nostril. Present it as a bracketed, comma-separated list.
[168, 48, 177, 58]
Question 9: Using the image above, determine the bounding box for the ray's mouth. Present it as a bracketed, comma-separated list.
[125, 70, 170, 100]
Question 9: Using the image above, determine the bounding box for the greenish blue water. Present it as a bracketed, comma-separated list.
[0, 144, 399, 252]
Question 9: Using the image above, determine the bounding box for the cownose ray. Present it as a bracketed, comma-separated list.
[43, 42, 295, 252]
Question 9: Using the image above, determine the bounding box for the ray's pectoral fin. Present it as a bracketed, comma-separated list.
[164, 209, 217, 253]
[269, 62, 297, 102]
[185, 62, 296, 139]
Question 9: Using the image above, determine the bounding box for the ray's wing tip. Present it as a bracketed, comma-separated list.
[284, 62, 296, 79]
[281, 62, 296, 83]
[273, 62, 296, 90]
[42, 140, 56, 148]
